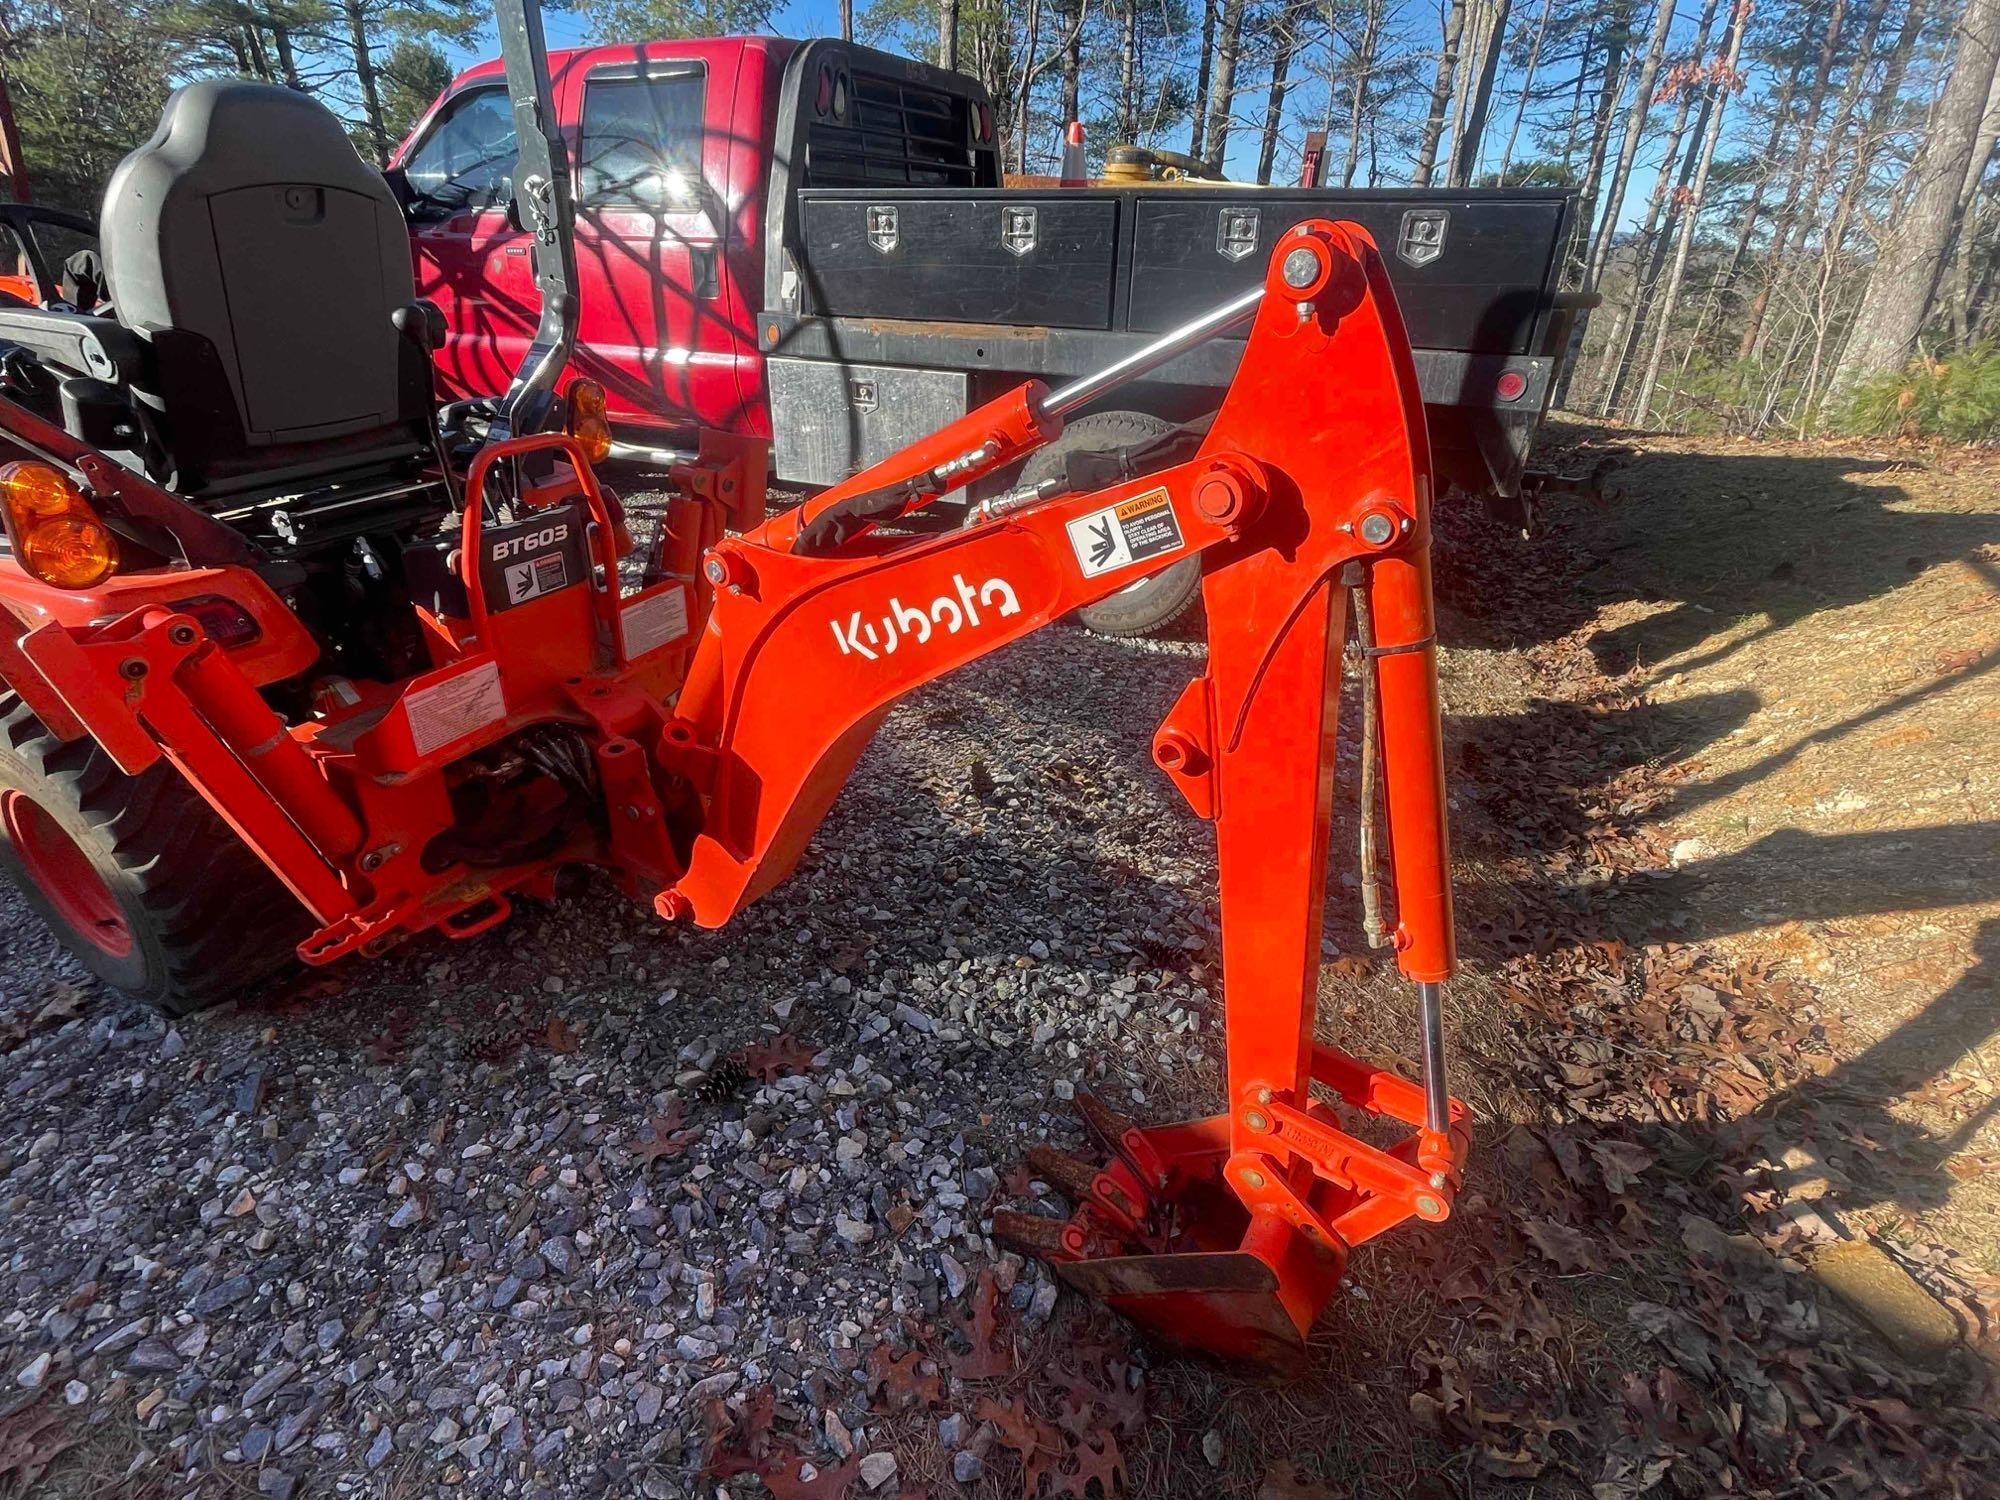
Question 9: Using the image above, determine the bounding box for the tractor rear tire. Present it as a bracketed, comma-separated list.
[0, 694, 306, 1015]
[1022, 410, 1205, 639]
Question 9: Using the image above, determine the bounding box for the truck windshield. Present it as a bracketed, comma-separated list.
[404, 88, 518, 220]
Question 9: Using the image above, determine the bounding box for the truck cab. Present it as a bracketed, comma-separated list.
[393, 37, 998, 455]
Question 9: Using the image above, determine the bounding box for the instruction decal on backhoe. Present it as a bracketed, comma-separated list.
[621, 586, 691, 658]
[1065, 487, 1184, 578]
[404, 659, 506, 758]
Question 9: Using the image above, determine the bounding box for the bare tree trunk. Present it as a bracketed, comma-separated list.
[1342, 0, 1384, 186]
[342, 0, 389, 165]
[1014, 0, 1042, 171]
[1548, 1, 1636, 403]
[1832, 0, 2000, 393]
[1708, 66, 1804, 314]
[1190, 0, 1217, 157]
[1412, 0, 1468, 185]
[242, 24, 274, 81]
[1557, 21, 1596, 175]
[1118, 0, 1138, 140]
[1948, 67, 2000, 344]
[1257, 0, 1310, 182]
[1585, 0, 1677, 283]
[1060, 0, 1082, 125]
[1634, 0, 1749, 424]
[1562, 0, 1677, 404]
[1497, 0, 1555, 180]
[1790, 0, 1933, 418]
[1599, 0, 1721, 415]
[1570, 0, 1634, 273]
[1445, 0, 1483, 173]
[939, 0, 959, 71]
[1449, 0, 1511, 184]
[839, 0, 852, 40]
[266, 11, 304, 90]
[1738, 0, 1851, 359]
[1957, 62, 2000, 222]
[1203, 0, 1250, 170]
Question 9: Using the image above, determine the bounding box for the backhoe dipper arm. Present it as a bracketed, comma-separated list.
[665, 222, 1464, 1365]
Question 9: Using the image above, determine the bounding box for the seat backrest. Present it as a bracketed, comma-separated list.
[101, 81, 417, 454]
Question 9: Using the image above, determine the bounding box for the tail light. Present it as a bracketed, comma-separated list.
[816, 64, 835, 116]
[976, 103, 994, 143]
[566, 380, 613, 465]
[0, 461, 119, 588]
[1495, 371, 1527, 401]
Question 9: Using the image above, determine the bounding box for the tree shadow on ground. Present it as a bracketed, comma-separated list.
[1619, 827, 2000, 1217]
[1433, 427, 1992, 682]
[1561, 445, 1987, 681]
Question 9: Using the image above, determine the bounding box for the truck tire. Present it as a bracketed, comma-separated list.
[1022, 410, 1205, 638]
[0, 694, 306, 1015]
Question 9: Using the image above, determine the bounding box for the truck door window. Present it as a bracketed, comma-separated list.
[579, 66, 706, 212]
[403, 88, 517, 221]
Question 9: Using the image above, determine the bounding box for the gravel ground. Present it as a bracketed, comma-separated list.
[0, 623, 1242, 1497]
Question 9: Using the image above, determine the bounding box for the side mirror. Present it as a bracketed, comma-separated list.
[382, 166, 414, 211]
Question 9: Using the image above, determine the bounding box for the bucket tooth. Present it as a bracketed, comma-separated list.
[1024, 1144, 1101, 1201]
[1075, 1088, 1165, 1191]
[1024, 1143, 1148, 1231]
[991, 1208, 1068, 1258]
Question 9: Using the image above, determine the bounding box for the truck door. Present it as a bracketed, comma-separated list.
[567, 58, 738, 432]
[401, 85, 539, 400]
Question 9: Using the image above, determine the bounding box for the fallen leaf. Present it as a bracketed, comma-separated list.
[760, 1452, 863, 1498]
[1588, 1138, 1655, 1195]
[0, 1400, 78, 1489]
[544, 1016, 581, 1054]
[863, 1344, 940, 1410]
[631, 1100, 698, 1166]
[1522, 1218, 1601, 1273]
[975, 1395, 1059, 1497]
[741, 1032, 818, 1083]
[953, 1270, 1012, 1379]
[1053, 1430, 1127, 1498]
[31, 984, 86, 1028]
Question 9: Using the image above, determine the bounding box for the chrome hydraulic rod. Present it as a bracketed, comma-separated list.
[1419, 981, 1449, 1134]
[1039, 285, 1265, 419]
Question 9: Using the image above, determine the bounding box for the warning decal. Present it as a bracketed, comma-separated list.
[1065, 487, 1186, 579]
[621, 586, 691, 659]
[502, 552, 570, 606]
[404, 659, 506, 758]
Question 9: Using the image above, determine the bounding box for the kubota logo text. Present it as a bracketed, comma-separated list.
[831, 573, 1022, 661]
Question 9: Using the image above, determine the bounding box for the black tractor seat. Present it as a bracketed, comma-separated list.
[0, 81, 449, 546]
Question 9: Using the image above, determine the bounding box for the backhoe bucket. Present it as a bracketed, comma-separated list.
[995, 1069, 1470, 1367]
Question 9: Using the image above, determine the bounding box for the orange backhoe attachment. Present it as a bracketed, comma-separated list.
[0, 222, 1465, 1364]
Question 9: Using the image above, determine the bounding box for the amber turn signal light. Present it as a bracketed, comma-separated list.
[566, 380, 613, 465]
[0, 461, 119, 588]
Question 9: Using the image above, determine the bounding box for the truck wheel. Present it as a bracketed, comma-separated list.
[1022, 411, 1205, 638]
[0, 695, 306, 1015]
